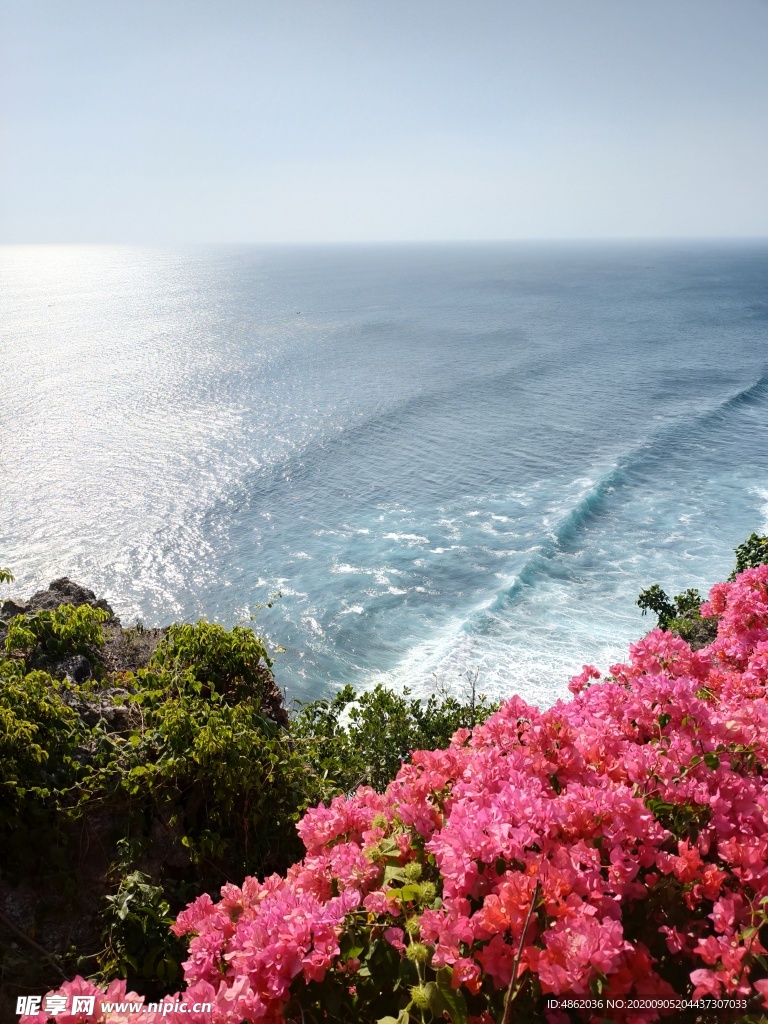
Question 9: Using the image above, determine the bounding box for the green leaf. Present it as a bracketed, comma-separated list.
[397, 884, 422, 902]
[431, 966, 468, 1024]
[383, 864, 408, 884]
[703, 752, 720, 769]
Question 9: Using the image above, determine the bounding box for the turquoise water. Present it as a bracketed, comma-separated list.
[2, 242, 767, 705]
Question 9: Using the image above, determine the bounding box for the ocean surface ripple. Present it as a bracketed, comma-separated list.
[2, 242, 767, 705]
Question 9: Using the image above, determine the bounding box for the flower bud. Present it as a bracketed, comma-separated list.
[406, 942, 429, 963]
[404, 916, 421, 936]
[419, 882, 437, 904]
[404, 861, 422, 882]
[410, 984, 431, 1009]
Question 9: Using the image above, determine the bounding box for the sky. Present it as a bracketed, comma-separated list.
[1, 0, 767, 244]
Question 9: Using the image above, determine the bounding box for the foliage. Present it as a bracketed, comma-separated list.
[292, 678, 498, 795]
[4, 603, 109, 659]
[147, 620, 273, 702]
[0, 611, 295, 994]
[638, 580, 717, 656]
[108, 673, 308, 880]
[98, 870, 186, 989]
[638, 585, 705, 627]
[30, 561, 768, 1022]
[732, 532, 768, 579]
[0, 659, 85, 828]
[636, 582, 678, 629]
[0, 566, 14, 584]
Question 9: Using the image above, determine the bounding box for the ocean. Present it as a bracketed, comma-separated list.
[2, 241, 767, 706]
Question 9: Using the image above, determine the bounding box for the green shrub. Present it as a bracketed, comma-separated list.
[0, 659, 85, 828]
[148, 620, 273, 702]
[5, 603, 109, 659]
[111, 679, 308, 879]
[731, 531, 768, 578]
[636, 583, 677, 630]
[636, 585, 717, 648]
[293, 680, 498, 796]
[98, 870, 186, 990]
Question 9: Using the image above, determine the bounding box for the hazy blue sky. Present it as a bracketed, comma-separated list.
[2, 0, 767, 243]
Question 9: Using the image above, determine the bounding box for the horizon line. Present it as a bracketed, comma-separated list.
[2, 235, 768, 248]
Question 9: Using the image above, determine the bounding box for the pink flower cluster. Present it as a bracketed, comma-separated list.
[25, 565, 768, 1022]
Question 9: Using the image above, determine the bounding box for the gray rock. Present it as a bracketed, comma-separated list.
[56, 654, 93, 683]
[25, 578, 116, 619]
[0, 599, 26, 620]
